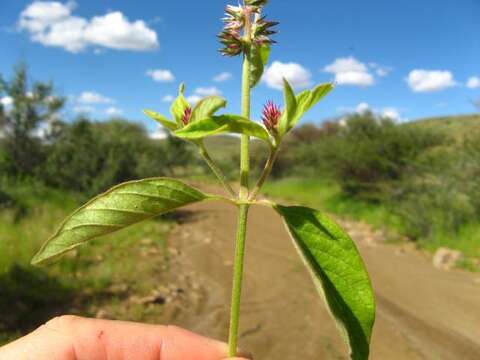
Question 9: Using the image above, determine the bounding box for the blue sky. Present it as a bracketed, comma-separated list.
[1, 0, 479, 134]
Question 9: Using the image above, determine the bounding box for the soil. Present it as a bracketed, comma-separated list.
[160, 198, 480, 360]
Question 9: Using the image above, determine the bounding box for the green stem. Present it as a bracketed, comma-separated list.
[228, 5, 252, 356]
[198, 142, 236, 197]
[248, 146, 278, 201]
[228, 203, 249, 356]
[239, 49, 251, 199]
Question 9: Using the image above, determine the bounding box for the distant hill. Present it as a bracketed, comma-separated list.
[411, 113, 480, 139]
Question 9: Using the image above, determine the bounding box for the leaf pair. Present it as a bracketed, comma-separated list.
[175, 115, 270, 143]
[32, 178, 375, 359]
[144, 84, 271, 144]
[144, 84, 227, 133]
[278, 79, 334, 136]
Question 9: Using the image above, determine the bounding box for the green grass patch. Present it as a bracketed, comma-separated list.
[263, 177, 404, 232]
[0, 181, 172, 343]
[263, 177, 480, 271]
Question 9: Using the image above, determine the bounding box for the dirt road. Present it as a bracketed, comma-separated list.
[160, 198, 480, 359]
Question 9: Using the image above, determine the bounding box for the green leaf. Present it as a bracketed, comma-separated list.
[278, 78, 297, 135]
[190, 96, 227, 123]
[174, 115, 270, 142]
[143, 109, 178, 131]
[274, 205, 375, 360]
[170, 83, 190, 126]
[250, 44, 270, 88]
[290, 83, 333, 130]
[32, 178, 210, 266]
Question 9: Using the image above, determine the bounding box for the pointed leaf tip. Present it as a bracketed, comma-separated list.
[144, 109, 178, 131]
[190, 96, 227, 123]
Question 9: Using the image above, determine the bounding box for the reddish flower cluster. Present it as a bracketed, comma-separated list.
[219, 3, 277, 57]
[218, 5, 244, 57]
[252, 16, 278, 47]
[181, 107, 192, 125]
[261, 100, 281, 132]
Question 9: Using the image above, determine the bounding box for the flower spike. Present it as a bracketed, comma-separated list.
[181, 106, 192, 125]
[219, 2, 278, 57]
[261, 100, 282, 133]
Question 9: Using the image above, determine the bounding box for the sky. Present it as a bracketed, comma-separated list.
[0, 0, 479, 135]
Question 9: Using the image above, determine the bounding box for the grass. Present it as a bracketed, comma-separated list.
[263, 177, 480, 271]
[0, 180, 173, 344]
[263, 177, 404, 232]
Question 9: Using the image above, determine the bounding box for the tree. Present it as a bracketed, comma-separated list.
[0, 64, 64, 177]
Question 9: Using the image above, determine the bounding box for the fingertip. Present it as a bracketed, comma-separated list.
[164, 324, 229, 350]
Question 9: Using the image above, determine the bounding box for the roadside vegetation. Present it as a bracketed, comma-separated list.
[263, 113, 480, 271]
[1, 62, 479, 344]
[0, 179, 172, 345]
[0, 65, 194, 343]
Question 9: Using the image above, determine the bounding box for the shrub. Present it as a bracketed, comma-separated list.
[41, 118, 195, 196]
[320, 112, 446, 200]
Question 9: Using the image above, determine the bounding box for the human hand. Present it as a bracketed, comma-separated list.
[0, 315, 251, 360]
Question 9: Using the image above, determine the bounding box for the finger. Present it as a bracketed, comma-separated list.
[0, 315, 250, 360]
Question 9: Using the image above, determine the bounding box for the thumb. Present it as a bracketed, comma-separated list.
[0, 315, 251, 360]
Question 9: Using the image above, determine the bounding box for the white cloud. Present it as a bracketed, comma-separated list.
[18, 1, 75, 33]
[324, 57, 374, 87]
[162, 94, 174, 102]
[18, 1, 158, 53]
[466, 76, 480, 89]
[105, 106, 123, 116]
[84, 12, 158, 51]
[344, 102, 404, 121]
[149, 126, 168, 140]
[381, 107, 401, 120]
[213, 72, 232, 82]
[146, 69, 175, 82]
[262, 61, 312, 90]
[355, 102, 370, 113]
[77, 91, 114, 104]
[73, 105, 94, 113]
[406, 70, 456, 92]
[194, 86, 222, 96]
[186, 95, 202, 104]
[1, 96, 13, 107]
[369, 62, 392, 77]
[184, 87, 222, 104]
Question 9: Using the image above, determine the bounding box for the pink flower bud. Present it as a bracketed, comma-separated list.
[262, 100, 281, 132]
[182, 107, 192, 125]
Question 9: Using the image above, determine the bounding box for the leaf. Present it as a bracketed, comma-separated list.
[170, 83, 190, 126]
[289, 83, 333, 130]
[274, 205, 375, 360]
[143, 109, 178, 131]
[190, 96, 227, 123]
[32, 178, 210, 265]
[250, 44, 270, 88]
[278, 78, 297, 135]
[174, 115, 270, 142]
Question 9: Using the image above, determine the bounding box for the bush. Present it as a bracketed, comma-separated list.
[41, 118, 195, 197]
[271, 121, 340, 178]
[319, 113, 446, 200]
[392, 128, 480, 240]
